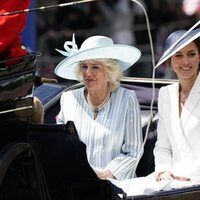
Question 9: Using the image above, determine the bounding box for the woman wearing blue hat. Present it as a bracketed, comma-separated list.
[109, 27, 200, 197]
[154, 28, 200, 182]
[55, 35, 143, 180]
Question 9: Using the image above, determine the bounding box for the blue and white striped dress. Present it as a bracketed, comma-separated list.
[57, 86, 143, 180]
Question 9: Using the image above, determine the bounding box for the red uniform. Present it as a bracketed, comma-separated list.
[0, 1, 30, 62]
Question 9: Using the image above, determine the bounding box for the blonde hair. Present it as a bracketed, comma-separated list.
[75, 59, 122, 91]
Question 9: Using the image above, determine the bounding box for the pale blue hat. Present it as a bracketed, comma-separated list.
[54, 34, 141, 80]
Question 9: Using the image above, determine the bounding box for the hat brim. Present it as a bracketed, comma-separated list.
[155, 28, 200, 69]
[54, 44, 141, 80]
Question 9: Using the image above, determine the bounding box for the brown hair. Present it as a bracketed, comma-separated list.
[194, 38, 200, 53]
[194, 38, 200, 69]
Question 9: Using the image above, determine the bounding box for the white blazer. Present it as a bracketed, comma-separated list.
[154, 73, 200, 179]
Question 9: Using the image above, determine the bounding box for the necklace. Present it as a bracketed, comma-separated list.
[181, 94, 187, 104]
[180, 91, 189, 105]
[87, 90, 111, 119]
[179, 85, 190, 105]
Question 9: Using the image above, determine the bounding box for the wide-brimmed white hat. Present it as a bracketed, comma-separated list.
[54, 34, 141, 80]
[155, 27, 200, 68]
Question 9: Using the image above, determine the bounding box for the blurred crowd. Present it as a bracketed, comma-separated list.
[35, 0, 200, 80]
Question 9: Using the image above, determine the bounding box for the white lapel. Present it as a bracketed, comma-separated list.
[181, 73, 200, 128]
[178, 73, 200, 156]
[168, 82, 192, 153]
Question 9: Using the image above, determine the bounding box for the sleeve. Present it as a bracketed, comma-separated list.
[153, 87, 173, 174]
[105, 90, 143, 180]
[56, 92, 65, 124]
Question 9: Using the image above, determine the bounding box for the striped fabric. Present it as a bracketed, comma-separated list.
[57, 86, 143, 180]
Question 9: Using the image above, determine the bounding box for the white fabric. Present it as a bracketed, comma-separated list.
[154, 73, 200, 179]
[110, 173, 200, 197]
[56, 86, 143, 180]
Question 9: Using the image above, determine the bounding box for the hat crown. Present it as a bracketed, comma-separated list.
[80, 36, 114, 51]
[164, 30, 187, 52]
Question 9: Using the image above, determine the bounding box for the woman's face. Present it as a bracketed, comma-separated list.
[80, 60, 108, 91]
[171, 42, 200, 80]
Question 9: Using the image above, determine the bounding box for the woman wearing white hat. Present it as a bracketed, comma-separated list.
[55, 35, 143, 180]
[154, 27, 200, 182]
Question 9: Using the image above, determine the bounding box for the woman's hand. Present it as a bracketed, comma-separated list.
[156, 171, 190, 181]
[95, 170, 115, 179]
